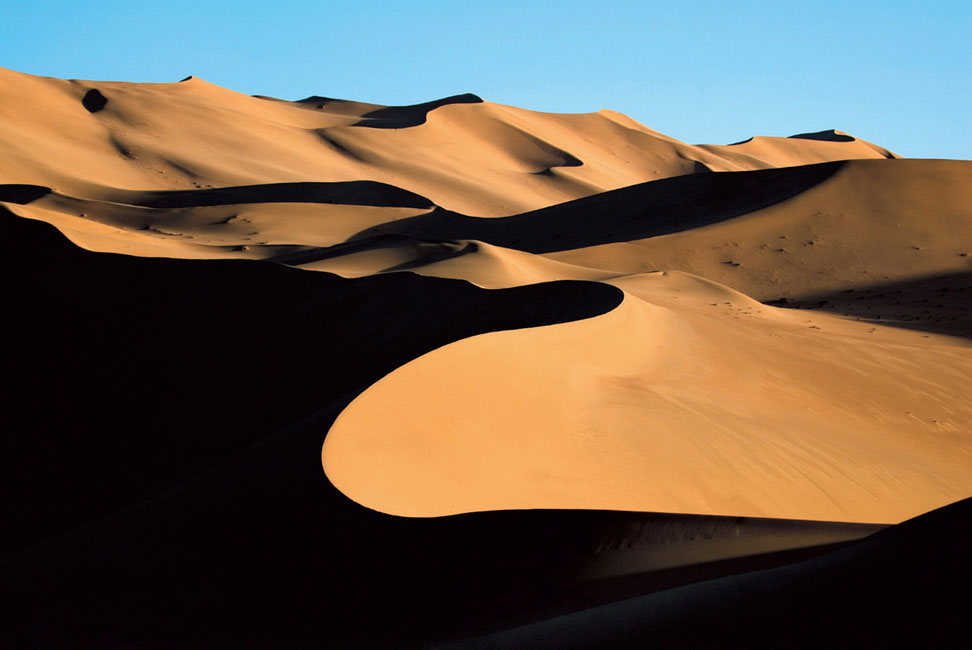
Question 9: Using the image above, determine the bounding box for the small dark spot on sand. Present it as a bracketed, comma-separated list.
[82, 89, 107, 113]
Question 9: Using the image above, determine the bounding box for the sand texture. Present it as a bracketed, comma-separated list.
[1, 69, 970, 648]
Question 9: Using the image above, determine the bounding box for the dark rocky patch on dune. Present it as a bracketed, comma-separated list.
[81, 88, 107, 113]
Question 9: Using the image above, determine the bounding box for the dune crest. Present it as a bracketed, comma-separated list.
[1, 67, 897, 218]
[324, 282, 972, 524]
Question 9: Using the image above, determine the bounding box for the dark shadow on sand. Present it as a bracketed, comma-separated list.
[352, 93, 484, 129]
[126, 180, 436, 209]
[0, 208, 884, 650]
[767, 271, 972, 340]
[789, 129, 856, 143]
[331, 161, 844, 258]
[0, 207, 620, 561]
[0, 184, 52, 204]
[448, 496, 972, 649]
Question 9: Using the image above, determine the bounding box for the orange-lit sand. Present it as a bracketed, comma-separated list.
[324, 273, 971, 523]
[2, 68, 970, 649]
[1, 68, 968, 525]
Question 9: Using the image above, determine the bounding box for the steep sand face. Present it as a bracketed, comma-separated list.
[323, 274, 972, 524]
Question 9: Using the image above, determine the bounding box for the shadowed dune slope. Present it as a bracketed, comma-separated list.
[0, 208, 620, 558]
[268, 158, 970, 341]
[353, 93, 484, 128]
[0, 428, 886, 650]
[124, 180, 435, 209]
[0, 239, 889, 647]
[778, 271, 972, 339]
[340, 161, 845, 253]
[447, 496, 972, 649]
[547, 158, 972, 301]
[0, 215, 892, 648]
[293, 159, 969, 296]
[5, 159, 966, 303]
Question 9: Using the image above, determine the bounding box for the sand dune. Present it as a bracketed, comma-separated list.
[0, 206, 887, 648]
[1, 66, 894, 219]
[546, 159, 972, 299]
[0, 208, 621, 558]
[324, 273, 972, 523]
[1, 69, 969, 648]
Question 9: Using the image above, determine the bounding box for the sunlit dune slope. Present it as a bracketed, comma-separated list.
[545, 159, 972, 300]
[290, 159, 969, 296]
[324, 272, 972, 524]
[7, 159, 966, 306]
[0, 66, 894, 217]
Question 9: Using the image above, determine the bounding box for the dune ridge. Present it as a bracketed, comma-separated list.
[1, 69, 970, 648]
[0, 66, 895, 218]
[324, 276, 972, 524]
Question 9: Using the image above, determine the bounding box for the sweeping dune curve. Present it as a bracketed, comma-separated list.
[1, 68, 970, 649]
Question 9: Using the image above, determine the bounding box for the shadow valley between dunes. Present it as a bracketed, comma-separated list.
[0, 419, 888, 650]
[342, 161, 844, 255]
[0, 207, 620, 559]
[123, 180, 436, 209]
[446, 495, 972, 649]
[0, 208, 892, 650]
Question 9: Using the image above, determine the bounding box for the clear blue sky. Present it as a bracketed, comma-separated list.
[2, 1, 969, 159]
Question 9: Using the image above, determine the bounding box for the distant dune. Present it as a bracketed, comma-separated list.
[0, 69, 969, 648]
[0, 65, 893, 219]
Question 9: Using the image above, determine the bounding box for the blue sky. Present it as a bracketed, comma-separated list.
[2, 1, 969, 159]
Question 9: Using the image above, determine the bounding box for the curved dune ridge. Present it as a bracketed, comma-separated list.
[324, 273, 972, 524]
[1, 68, 971, 648]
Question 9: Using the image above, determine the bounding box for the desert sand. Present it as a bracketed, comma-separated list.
[1, 68, 970, 648]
